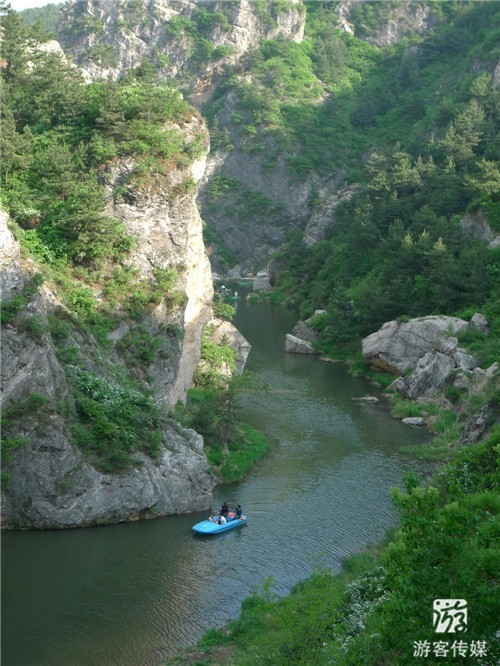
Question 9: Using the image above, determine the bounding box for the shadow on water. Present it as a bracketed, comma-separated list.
[1, 299, 431, 666]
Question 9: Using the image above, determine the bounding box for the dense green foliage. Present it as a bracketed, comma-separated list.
[171, 429, 499, 665]
[69, 369, 163, 472]
[230, 3, 500, 362]
[171, 384, 269, 484]
[18, 2, 60, 36]
[171, 327, 269, 483]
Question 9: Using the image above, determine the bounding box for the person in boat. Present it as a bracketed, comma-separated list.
[220, 501, 229, 517]
[218, 515, 227, 525]
[234, 504, 243, 520]
[208, 513, 216, 522]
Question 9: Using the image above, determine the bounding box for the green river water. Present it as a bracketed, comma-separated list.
[1, 299, 430, 666]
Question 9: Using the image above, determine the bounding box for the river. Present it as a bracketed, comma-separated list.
[1, 299, 430, 666]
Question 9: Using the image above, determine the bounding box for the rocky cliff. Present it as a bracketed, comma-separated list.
[55, 0, 310, 273]
[102, 113, 213, 407]
[333, 0, 439, 47]
[0, 110, 218, 528]
[58, 0, 305, 88]
[54, 0, 448, 276]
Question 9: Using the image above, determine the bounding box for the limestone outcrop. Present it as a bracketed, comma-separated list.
[363, 314, 496, 402]
[285, 311, 327, 354]
[0, 209, 26, 298]
[0, 115, 219, 529]
[210, 318, 251, 375]
[334, 0, 439, 46]
[362, 316, 470, 374]
[460, 208, 500, 249]
[58, 0, 305, 88]
[103, 114, 213, 407]
[402, 351, 456, 400]
[2, 414, 214, 529]
[304, 183, 360, 247]
[291, 320, 318, 345]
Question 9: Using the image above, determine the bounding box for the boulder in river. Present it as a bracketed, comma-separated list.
[352, 396, 379, 403]
[285, 334, 319, 354]
[362, 315, 469, 374]
[402, 417, 425, 426]
[291, 320, 318, 345]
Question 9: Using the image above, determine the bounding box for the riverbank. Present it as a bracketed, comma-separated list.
[247, 288, 499, 464]
[167, 426, 500, 665]
[0, 300, 432, 665]
[171, 387, 270, 484]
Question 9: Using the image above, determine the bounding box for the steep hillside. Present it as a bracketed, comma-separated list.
[0, 8, 216, 527]
[54, 0, 467, 272]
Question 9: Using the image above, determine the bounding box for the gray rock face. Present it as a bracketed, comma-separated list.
[386, 376, 406, 392]
[334, 0, 438, 46]
[453, 350, 477, 371]
[2, 420, 215, 529]
[291, 320, 318, 345]
[402, 351, 456, 400]
[1, 125, 219, 529]
[284, 334, 319, 354]
[103, 115, 213, 408]
[460, 407, 494, 445]
[362, 316, 469, 374]
[59, 0, 305, 87]
[304, 183, 360, 247]
[453, 372, 472, 391]
[460, 209, 495, 243]
[470, 312, 489, 334]
[434, 336, 458, 356]
[0, 210, 26, 299]
[210, 318, 251, 374]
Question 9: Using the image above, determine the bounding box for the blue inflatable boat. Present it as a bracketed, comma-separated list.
[192, 516, 247, 535]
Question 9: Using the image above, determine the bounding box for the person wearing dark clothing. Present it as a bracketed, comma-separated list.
[220, 501, 229, 517]
[235, 505, 243, 519]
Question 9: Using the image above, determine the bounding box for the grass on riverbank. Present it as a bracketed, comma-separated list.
[167, 428, 500, 665]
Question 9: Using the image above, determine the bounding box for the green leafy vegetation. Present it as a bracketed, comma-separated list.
[203, 3, 499, 345]
[212, 301, 236, 321]
[206, 174, 285, 224]
[1, 4, 195, 272]
[165, 7, 233, 72]
[19, 3, 60, 37]
[70, 368, 163, 473]
[171, 386, 269, 484]
[171, 328, 269, 483]
[246, 3, 499, 359]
